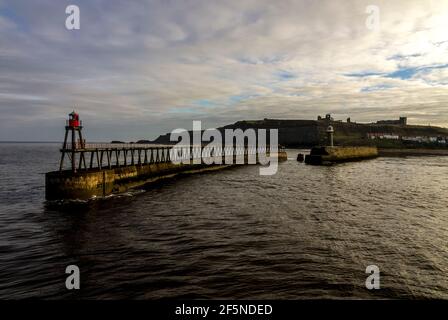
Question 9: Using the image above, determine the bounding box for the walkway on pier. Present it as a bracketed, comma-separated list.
[59, 143, 282, 172]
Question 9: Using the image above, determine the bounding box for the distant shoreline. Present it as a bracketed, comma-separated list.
[0, 141, 60, 143]
[0, 141, 105, 144]
[378, 148, 448, 156]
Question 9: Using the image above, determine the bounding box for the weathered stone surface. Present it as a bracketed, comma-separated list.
[305, 146, 378, 165]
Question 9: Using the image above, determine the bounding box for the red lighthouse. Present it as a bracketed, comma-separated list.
[68, 111, 80, 128]
[59, 111, 86, 172]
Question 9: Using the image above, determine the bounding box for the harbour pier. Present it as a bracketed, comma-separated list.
[45, 112, 287, 200]
[305, 125, 378, 165]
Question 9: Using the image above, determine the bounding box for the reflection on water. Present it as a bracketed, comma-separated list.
[0, 143, 447, 299]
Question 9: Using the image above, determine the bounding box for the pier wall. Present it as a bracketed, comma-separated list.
[324, 146, 378, 160]
[305, 146, 378, 165]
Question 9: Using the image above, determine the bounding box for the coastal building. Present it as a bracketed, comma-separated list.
[368, 133, 447, 144]
[317, 114, 334, 121]
[376, 117, 407, 126]
[367, 133, 400, 140]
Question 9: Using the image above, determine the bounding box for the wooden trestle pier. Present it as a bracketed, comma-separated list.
[46, 112, 287, 200]
[60, 143, 282, 173]
[61, 143, 175, 172]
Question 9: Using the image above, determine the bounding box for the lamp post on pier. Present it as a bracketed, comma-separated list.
[326, 125, 334, 147]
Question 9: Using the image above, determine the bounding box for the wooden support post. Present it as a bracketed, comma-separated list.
[82, 152, 87, 170]
[96, 149, 101, 169]
[100, 150, 104, 169]
[72, 128, 76, 172]
[61, 129, 69, 150]
[59, 151, 66, 172]
[79, 152, 83, 170]
[89, 151, 94, 169]
[78, 128, 85, 149]
[107, 150, 111, 169]
[59, 129, 69, 171]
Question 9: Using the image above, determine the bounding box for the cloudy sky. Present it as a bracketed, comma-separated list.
[1, 0, 448, 141]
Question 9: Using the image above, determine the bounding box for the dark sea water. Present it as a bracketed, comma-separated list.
[0, 142, 447, 299]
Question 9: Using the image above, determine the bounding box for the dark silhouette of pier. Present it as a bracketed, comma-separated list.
[48, 112, 287, 200]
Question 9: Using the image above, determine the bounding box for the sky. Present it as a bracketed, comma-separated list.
[1, 0, 448, 141]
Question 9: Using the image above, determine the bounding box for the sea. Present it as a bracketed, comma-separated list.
[0, 142, 447, 299]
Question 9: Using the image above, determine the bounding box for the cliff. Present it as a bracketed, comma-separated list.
[137, 119, 448, 148]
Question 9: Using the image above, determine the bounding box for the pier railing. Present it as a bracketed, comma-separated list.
[82, 143, 174, 149]
[59, 143, 284, 172]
